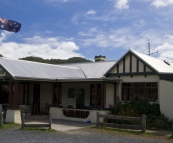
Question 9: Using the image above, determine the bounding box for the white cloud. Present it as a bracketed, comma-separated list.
[114, 0, 129, 10]
[0, 33, 83, 59]
[151, 0, 173, 8]
[86, 10, 97, 15]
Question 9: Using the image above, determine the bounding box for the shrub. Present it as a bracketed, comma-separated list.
[108, 100, 171, 130]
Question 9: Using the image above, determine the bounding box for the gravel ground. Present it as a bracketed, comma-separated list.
[0, 127, 170, 143]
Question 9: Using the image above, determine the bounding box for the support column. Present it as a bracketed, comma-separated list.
[9, 83, 14, 107]
[23, 84, 25, 104]
[101, 83, 104, 109]
[14, 82, 19, 108]
[52, 84, 55, 106]
[114, 83, 117, 105]
[26, 84, 29, 105]
[94, 84, 98, 109]
[57, 84, 60, 106]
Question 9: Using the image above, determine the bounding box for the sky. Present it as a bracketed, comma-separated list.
[1, 0, 173, 61]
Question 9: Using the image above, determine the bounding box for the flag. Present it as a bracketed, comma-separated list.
[0, 18, 21, 33]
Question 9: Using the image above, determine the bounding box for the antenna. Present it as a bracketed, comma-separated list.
[147, 39, 158, 56]
[148, 39, 150, 56]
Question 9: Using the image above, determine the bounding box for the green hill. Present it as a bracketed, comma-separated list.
[19, 56, 92, 64]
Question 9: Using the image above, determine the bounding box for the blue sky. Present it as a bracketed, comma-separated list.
[1, 0, 173, 61]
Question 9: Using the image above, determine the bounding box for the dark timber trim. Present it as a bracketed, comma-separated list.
[117, 64, 119, 73]
[107, 72, 156, 77]
[95, 84, 98, 108]
[123, 58, 125, 73]
[114, 83, 117, 105]
[130, 53, 132, 73]
[101, 83, 104, 109]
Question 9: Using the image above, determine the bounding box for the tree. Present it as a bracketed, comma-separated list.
[0, 54, 3, 57]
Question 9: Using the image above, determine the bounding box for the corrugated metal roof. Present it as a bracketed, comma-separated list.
[131, 50, 173, 74]
[0, 58, 85, 81]
[61, 61, 117, 78]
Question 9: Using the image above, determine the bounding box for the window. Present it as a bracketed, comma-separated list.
[90, 84, 101, 107]
[122, 82, 158, 102]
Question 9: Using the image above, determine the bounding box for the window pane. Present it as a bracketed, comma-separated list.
[146, 83, 151, 87]
[133, 83, 139, 87]
[139, 83, 145, 87]
[152, 82, 157, 87]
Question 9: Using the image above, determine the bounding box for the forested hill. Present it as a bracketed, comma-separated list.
[19, 56, 92, 64]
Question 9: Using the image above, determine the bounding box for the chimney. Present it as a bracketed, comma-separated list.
[94, 55, 106, 62]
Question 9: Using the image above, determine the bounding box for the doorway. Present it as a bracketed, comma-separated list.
[76, 89, 85, 109]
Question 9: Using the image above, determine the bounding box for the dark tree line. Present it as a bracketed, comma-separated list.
[19, 56, 92, 64]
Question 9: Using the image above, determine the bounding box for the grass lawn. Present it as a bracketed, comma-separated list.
[0, 122, 20, 129]
[92, 126, 173, 142]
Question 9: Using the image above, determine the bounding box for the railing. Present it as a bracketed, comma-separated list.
[21, 113, 52, 129]
[97, 112, 146, 132]
[63, 109, 90, 119]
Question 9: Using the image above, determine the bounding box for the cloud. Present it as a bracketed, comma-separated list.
[0, 33, 83, 59]
[151, 0, 173, 8]
[86, 10, 97, 15]
[114, 0, 129, 10]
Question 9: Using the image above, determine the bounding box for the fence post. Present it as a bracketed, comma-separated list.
[172, 119, 173, 137]
[49, 113, 52, 129]
[21, 113, 25, 129]
[97, 112, 99, 127]
[142, 114, 146, 133]
[0, 112, 3, 127]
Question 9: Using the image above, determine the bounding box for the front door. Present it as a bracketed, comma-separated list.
[33, 84, 40, 112]
[76, 89, 85, 109]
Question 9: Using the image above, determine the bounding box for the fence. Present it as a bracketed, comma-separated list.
[21, 113, 52, 129]
[97, 112, 146, 133]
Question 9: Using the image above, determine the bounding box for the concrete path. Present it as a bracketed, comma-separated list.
[51, 119, 93, 131]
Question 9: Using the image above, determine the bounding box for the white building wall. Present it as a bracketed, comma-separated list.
[105, 83, 114, 108]
[132, 55, 136, 72]
[139, 61, 143, 72]
[159, 80, 173, 119]
[125, 54, 130, 73]
[40, 83, 52, 112]
[61, 83, 90, 108]
[119, 61, 123, 73]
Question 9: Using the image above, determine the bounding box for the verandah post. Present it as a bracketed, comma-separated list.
[49, 113, 52, 129]
[21, 113, 25, 129]
[142, 114, 146, 133]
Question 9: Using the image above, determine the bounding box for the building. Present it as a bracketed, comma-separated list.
[0, 49, 173, 123]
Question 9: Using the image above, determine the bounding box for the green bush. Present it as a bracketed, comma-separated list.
[108, 100, 171, 130]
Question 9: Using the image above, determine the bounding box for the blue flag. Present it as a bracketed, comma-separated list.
[0, 18, 21, 33]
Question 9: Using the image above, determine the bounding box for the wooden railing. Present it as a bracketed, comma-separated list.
[63, 109, 90, 119]
[21, 113, 52, 129]
[97, 112, 146, 132]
